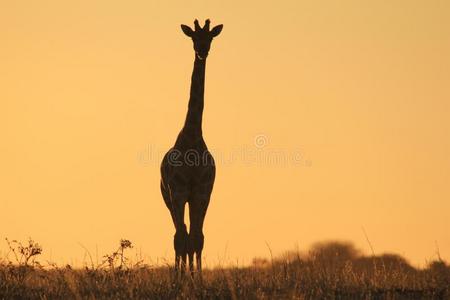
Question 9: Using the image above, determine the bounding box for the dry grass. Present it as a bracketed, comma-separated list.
[0, 240, 448, 299]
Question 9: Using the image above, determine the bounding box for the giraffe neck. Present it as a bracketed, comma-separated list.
[183, 55, 206, 136]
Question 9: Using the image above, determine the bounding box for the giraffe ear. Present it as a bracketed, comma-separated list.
[210, 24, 223, 37]
[181, 25, 194, 37]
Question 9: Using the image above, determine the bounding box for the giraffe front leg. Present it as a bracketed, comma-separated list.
[188, 231, 203, 277]
[181, 245, 187, 275]
[188, 247, 194, 277]
[188, 195, 209, 275]
[174, 224, 188, 276]
[168, 189, 188, 276]
[195, 232, 205, 274]
[195, 235, 204, 273]
[175, 252, 180, 273]
[188, 230, 204, 277]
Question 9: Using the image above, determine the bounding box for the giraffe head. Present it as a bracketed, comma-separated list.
[181, 19, 223, 60]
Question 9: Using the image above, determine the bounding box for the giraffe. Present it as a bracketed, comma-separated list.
[160, 19, 223, 275]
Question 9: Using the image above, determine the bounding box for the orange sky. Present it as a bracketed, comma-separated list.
[1, 1, 449, 267]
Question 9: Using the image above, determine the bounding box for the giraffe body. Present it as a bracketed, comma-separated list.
[160, 19, 222, 275]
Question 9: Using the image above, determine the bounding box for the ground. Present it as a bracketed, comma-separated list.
[1, 241, 448, 299]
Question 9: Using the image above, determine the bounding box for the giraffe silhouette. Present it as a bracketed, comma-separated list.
[160, 19, 223, 275]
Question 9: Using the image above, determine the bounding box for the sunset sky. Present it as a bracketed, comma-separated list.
[1, 1, 449, 267]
